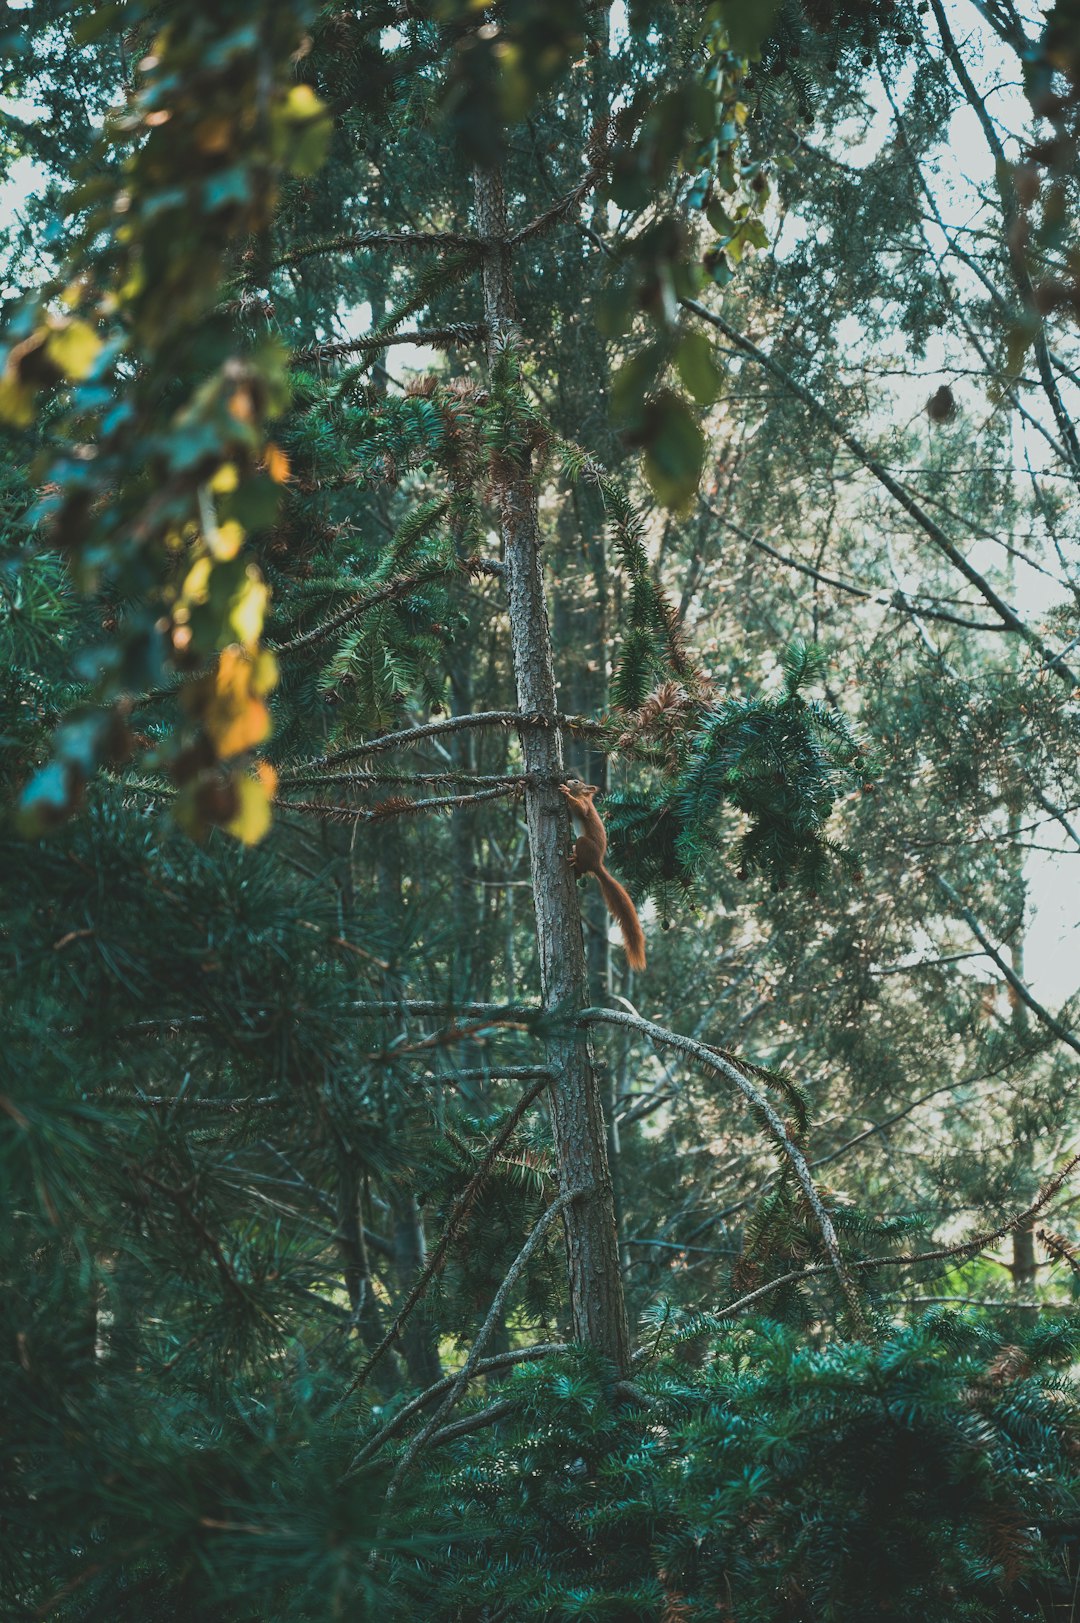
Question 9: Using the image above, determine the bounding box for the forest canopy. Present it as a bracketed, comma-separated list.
[3, 0, 1080, 1617]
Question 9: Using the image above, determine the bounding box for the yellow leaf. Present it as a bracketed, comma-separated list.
[225, 772, 274, 844]
[203, 646, 272, 757]
[180, 555, 212, 606]
[45, 319, 101, 380]
[264, 443, 291, 483]
[209, 519, 244, 561]
[281, 84, 324, 121]
[229, 567, 268, 648]
[210, 462, 239, 494]
[251, 648, 279, 696]
[0, 373, 35, 427]
[255, 760, 278, 798]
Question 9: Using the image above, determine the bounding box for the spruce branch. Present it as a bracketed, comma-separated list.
[294, 322, 488, 364]
[271, 561, 473, 658]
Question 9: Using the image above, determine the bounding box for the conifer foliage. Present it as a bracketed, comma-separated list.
[4, 0, 1080, 1617]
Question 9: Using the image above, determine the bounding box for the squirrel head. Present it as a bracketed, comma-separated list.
[562, 778, 599, 799]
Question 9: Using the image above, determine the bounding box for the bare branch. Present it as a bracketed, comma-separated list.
[580, 1007, 864, 1325]
[280, 710, 610, 779]
[385, 1185, 589, 1494]
[345, 1341, 565, 1474]
[714, 1147, 1080, 1319]
[716, 510, 1008, 632]
[273, 230, 483, 271]
[277, 782, 524, 823]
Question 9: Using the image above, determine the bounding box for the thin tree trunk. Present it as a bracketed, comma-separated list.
[473, 161, 630, 1373]
[390, 1188, 444, 1388]
[336, 1151, 390, 1362]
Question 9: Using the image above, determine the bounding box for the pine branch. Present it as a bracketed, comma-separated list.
[342, 1072, 553, 1399]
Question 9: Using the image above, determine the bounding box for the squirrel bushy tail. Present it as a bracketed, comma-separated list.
[594, 866, 646, 971]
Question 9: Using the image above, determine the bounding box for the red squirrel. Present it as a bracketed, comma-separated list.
[559, 779, 646, 971]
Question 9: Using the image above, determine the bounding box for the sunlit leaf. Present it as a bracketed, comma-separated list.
[224, 770, 274, 844]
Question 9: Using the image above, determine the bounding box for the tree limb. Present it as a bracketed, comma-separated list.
[384, 1185, 589, 1494]
[579, 1007, 865, 1326]
[933, 872, 1080, 1060]
[344, 1341, 565, 1474]
[681, 296, 1078, 688]
[714, 1146, 1080, 1318]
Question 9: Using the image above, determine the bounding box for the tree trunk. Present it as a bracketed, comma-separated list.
[390, 1188, 444, 1388]
[473, 161, 630, 1373]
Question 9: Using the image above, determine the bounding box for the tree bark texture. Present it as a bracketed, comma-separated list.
[473, 162, 630, 1373]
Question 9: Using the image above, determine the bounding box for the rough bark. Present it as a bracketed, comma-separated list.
[473, 161, 630, 1373]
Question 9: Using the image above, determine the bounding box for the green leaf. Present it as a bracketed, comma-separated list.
[676, 332, 722, 406]
[640, 391, 706, 510]
[612, 344, 664, 422]
[720, 0, 782, 56]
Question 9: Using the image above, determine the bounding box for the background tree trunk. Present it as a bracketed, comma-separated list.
[473, 161, 630, 1373]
